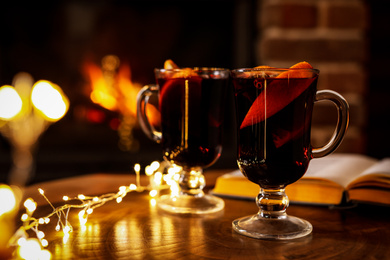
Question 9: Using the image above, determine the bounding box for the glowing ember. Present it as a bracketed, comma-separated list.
[0, 73, 69, 186]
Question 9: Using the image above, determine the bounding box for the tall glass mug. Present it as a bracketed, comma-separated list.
[137, 68, 230, 214]
[231, 67, 349, 239]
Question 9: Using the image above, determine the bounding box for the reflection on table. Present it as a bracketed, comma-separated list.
[18, 171, 390, 260]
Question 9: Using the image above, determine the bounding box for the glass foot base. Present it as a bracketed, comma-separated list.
[157, 194, 224, 214]
[232, 214, 312, 240]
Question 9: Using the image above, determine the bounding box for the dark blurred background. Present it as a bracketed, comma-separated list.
[0, 0, 388, 184]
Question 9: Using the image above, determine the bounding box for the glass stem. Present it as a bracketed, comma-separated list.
[256, 187, 289, 219]
[178, 167, 206, 197]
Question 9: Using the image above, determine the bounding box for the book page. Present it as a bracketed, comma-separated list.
[304, 154, 378, 188]
[346, 158, 390, 189]
[223, 170, 244, 178]
[359, 158, 390, 176]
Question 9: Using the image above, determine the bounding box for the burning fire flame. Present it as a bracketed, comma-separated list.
[82, 55, 160, 151]
[83, 55, 160, 126]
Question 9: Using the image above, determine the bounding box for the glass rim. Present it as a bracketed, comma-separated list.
[231, 67, 320, 74]
[155, 67, 230, 72]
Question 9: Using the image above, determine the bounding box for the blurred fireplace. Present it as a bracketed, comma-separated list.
[0, 0, 256, 183]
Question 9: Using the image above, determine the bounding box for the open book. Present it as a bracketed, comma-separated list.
[211, 154, 390, 206]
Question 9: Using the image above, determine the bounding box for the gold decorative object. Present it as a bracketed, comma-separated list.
[0, 72, 69, 186]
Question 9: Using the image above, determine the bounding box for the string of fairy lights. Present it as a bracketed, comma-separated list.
[4, 161, 182, 260]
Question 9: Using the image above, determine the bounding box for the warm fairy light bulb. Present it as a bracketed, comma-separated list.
[78, 194, 86, 200]
[86, 208, 93, 214]
[38, 188, 44, 195]
[154, 171, 162, 179]
[39, 249, 52, 260]
[170, 182, 180, 196]
[21, 213, 29, 221]
[17, 237, 27, 246]
[17, 238, 41, 260]
[168, 164, 181, 175]
[63, 225, 71, 233]
[129, 184, 137, 190]
[37, 231, 45, 239]
[79, 210, 87, 227]
[153, 172, 163, 187]
[116, 197, 123, 203]
[78, 210, 85, 218]
[41, 239, 48, 247]
[0, 85, 22, 120]
[118, 186, 127, 195]
[163, 173, 171, 182]
[63, 196, 69, 201]
[173, 173, 180, 181]
[0, 184, 17, 216]
[93, 197, 99, 202]
[150, 161, 160, 171]
[134, 163, 141, 172]
[145, 165, 153, 176]
[24, 198, 37, 213]
[149, 190, 158, 197]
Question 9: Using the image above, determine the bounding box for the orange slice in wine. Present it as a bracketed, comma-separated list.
[164, 59, 179, 69]
[163, 59, 197, 78]
[240, 61, 316, 129]
[277, 61, 314, 79]
[254, 65, 274, 69]
[271, 113, 312, 148]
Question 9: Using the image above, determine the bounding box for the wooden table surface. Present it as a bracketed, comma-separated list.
[21, 170, 390, 260]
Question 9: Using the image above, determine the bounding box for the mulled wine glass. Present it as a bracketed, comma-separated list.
[137, 67, 230, 214]
[231, 66, 349, 239]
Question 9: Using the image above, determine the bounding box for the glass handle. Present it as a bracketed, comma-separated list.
[312, 90, 350, 158]
[136, 84, 162, 143]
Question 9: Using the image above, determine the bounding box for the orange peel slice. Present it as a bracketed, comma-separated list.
[164, 59, 179, 69]
[254, 65, 274, 69]
[163, 59, 197, 78]
[277, 61, 314, 79]
[240, 61, 317, 130]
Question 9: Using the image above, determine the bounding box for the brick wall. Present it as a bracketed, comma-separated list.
[256, 0, 368, 154]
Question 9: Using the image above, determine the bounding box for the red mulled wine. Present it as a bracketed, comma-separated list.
[157, 75, 228, 169]
[233, 75, 318, 188]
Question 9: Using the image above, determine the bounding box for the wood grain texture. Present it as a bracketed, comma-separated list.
[22, 172, 390, 260]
